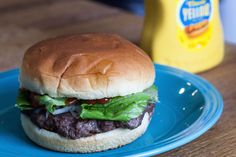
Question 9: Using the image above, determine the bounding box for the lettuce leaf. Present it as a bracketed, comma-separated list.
[15, 91, 32, 110]
[15, 91, 67, 113]
[80, 86, 158, 121]
[39, 95, 67, 113]
[15, 85, 158, 121]
[144, 85, 158, 103]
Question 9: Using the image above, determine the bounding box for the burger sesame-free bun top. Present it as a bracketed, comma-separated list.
[20, 33, 155, 99]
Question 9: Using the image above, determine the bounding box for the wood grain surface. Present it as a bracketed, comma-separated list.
[0, 0, 235, 156]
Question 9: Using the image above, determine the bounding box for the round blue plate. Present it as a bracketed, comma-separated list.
[0, 64, 223, 157]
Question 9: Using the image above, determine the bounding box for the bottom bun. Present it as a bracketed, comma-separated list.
[21, 113, 150, 153]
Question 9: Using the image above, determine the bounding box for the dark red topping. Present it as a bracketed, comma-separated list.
[65, 98, 78, 105]
[84, 98, 111, 105]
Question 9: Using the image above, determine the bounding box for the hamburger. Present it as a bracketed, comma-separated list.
[15, 33, 157, 153]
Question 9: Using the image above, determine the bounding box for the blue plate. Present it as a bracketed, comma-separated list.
[0, 64, 223, 157]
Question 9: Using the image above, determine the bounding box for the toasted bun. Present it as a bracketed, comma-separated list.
[20, 33, 155, 99]
[21, 113, 150, 153]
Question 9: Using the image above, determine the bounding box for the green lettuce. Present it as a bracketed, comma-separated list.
[39, 95, 67, 113]
[15, 91, 32, 110]
[80, 85, 158, 121]
[144, 85, 158, 103]
[15, 85, 158, 121]
[15, 91, 67, 113]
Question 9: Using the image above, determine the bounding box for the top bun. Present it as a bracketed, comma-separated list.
[20, 33, 155, 99]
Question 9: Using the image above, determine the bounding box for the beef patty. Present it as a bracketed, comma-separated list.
[22, 104, 154, 139]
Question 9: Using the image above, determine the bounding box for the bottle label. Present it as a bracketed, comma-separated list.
[177, 0, 213, 50]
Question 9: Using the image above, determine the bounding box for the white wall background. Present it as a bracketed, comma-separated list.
[220, 0, 236, 44]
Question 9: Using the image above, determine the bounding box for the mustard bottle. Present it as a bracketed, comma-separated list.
[141, 0, 224, 73]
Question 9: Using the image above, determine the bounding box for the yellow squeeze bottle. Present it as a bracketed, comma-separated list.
[141, 0, 224, 73]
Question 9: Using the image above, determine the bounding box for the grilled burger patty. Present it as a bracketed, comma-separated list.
[22, 103, 154, 139]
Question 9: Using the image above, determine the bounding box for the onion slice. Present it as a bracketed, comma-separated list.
[45, 111, 49, 119]
[52, 105, 80, 115]
[52, 106, 74, 115]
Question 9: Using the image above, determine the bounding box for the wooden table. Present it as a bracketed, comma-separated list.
[0, 0, 235, 156]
